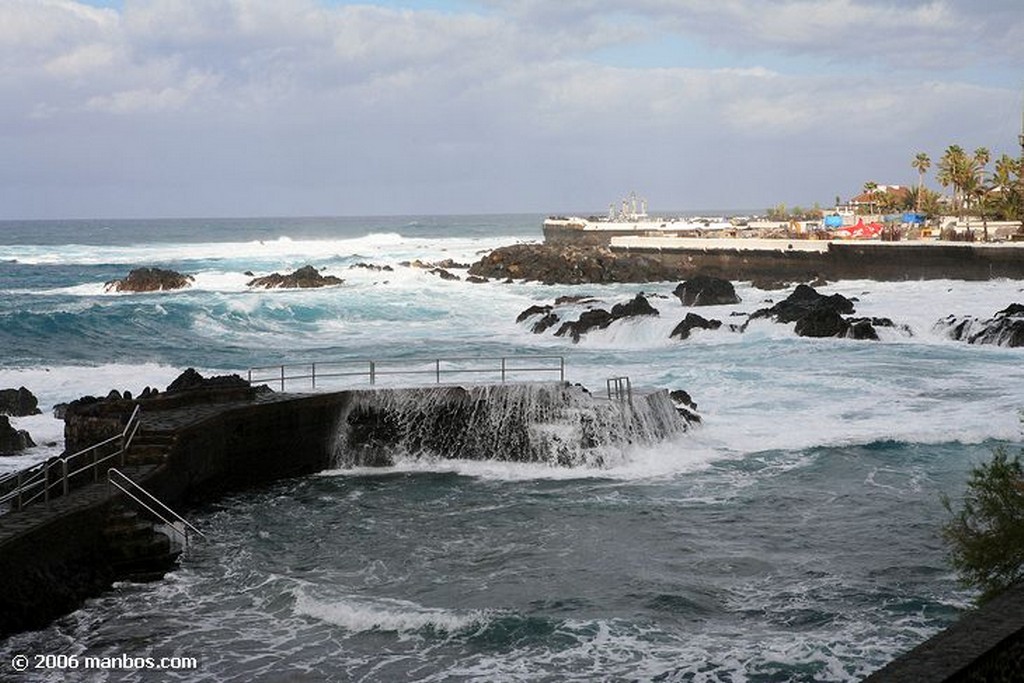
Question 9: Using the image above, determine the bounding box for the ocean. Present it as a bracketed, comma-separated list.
[1, 214, 1022, 682]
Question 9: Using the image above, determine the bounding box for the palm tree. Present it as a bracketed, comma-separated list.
[937, 145, 968, 220]
[862, 181, 878, 216]
[971, 147, 991, 240]
[912, 152, 930, 213]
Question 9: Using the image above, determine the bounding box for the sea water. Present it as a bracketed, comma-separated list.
[1, 215, 1023, 681]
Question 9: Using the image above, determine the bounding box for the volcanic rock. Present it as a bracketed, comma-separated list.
[0, 387, 42, 416]
[429, 268, 460, 281]
[673, 276, 740, 307]
[516, 305, 553, 323]
[531, 313, 560, 334]
[0, 415, 34, 454]
[469, 244, 681, 284]
[554, 294, 659, 343]
[670, 313, 723, 340]
[105, 267, 194, 292]
[166, 368, 251, 393]
[748, 284, 878, 340]
[938, 303, 1024, 347]
[247, 265, 343, 289]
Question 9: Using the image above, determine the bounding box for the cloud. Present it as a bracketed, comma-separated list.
[0, 0, 1020, 218]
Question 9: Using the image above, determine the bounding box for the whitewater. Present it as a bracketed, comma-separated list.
[1, 214, 1022, 681]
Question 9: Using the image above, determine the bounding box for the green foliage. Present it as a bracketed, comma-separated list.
[942, 446, 1024, 603]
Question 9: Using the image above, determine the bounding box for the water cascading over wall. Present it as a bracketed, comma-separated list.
[331, 382, 690, 468]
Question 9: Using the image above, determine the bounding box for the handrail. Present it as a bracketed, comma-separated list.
[606, 376, 632, 403]
[0, 405, 143, 513]
[108, 468, 205, 543]
[247, 354, 567, 392]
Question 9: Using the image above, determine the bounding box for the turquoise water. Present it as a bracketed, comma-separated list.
[1, 215, 1022, 681]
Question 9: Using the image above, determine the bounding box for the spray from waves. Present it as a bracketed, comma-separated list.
[331, 382, 692, 469]
[293, 589, 492, 635]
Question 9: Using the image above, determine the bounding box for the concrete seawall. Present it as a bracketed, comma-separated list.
[611, 238, 1024, 281]
[0, 391, 348, 637]
[0, 381, 688, 637]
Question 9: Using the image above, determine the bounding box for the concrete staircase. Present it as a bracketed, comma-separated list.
[102, 504, 182, 582]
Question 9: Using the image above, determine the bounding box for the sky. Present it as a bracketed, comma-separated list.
[2, 0, 1023, 219]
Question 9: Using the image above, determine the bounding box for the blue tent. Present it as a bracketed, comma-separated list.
[902, 212, 925, 224]
[823, 215, 844, 228]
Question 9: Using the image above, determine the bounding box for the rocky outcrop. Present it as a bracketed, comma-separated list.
[104, 267, 193, 293]
[0, 387, 41, 416]
[747, 284, 892, 340]
[165, 368, 251, 393]
[670, 313, 723, 340]
[429, 268, 460, 281]
[247, 265, 343, 289]
[673, 276, 740, 306]
[469, 244, 681, 284]
[554, 294, 659, 343]
[0, 415, 34, 454]
[938, 304, 1024, 347]
[669, 390, 702, 424]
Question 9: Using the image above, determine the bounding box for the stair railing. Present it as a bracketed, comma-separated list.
[0, 405, 142, 513]
[108, 468, 205, 545]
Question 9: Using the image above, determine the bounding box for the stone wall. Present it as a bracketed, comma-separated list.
[863, 584, 1024, 681]
[613, 242, 1024, 282]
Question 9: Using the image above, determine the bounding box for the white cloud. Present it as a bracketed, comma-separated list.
[0, 0, 1020, 218]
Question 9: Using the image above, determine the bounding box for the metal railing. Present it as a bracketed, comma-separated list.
[247, 355, 566, 392]
[108, 468, 204, 545]
[0, 405, 142, 513]
[606, 376, 633, 403]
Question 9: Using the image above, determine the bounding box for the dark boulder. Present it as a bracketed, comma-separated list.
[793, 308, 849, 338]
[468, 244, 681, 284]
[554, 294, 659, 343]
[516, 304, 553, 324]
[247, 265, 343, 289]
[610, 293, 660, 318]
[0, 415, 34, 454]
[105, 267, 194, 293]
[0, 387, 42, 416]
[555, 309, 614, 343]
[673, 276, 740, 307]
[531, 312, 560, 334]
[430, 268, 460, 281]
[938, 303, 1024, 347]
[668, 390, 702, 424]
[466, 276, 489, 284]
[670, 313, 723, 340]
[166, 368, 250, 393]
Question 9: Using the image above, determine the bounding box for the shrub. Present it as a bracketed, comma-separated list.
[942, 447, 1024, 603]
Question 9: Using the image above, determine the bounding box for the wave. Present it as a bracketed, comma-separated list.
[293, 590, 491, 635]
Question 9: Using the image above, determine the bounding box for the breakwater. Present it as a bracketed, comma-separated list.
[613, 238, 1024, 282]
[0, 381, 688, 637]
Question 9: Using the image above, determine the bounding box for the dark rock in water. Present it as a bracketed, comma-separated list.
[668, 390, 702, 424]
[555, 309, 614, 343]
[610, 293, 660, 318]
[794, 308, 848, 338]
[670, 313, 722, 340]
[674, 276, 741, 307]
[430, 268, 460, 281]
[466, 275, 489, 284]
[751, 284, 854, 324]
[468, 244, 681, 284]
[0, 387, 42, 416]
[105, 267, 194, 293]
[0, 415, 34, 454]
[166, 368, 250, 393]
[555, 294, 596, 305]
[938, 303, 1024, 347]
[531, 312, 560, 334]
[554, 294, 659, 343]
[516, 304, 553, 324]
[846, 319, 879, 341]
[247, 265, 343, 289]
[746, 284, 888, 340]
